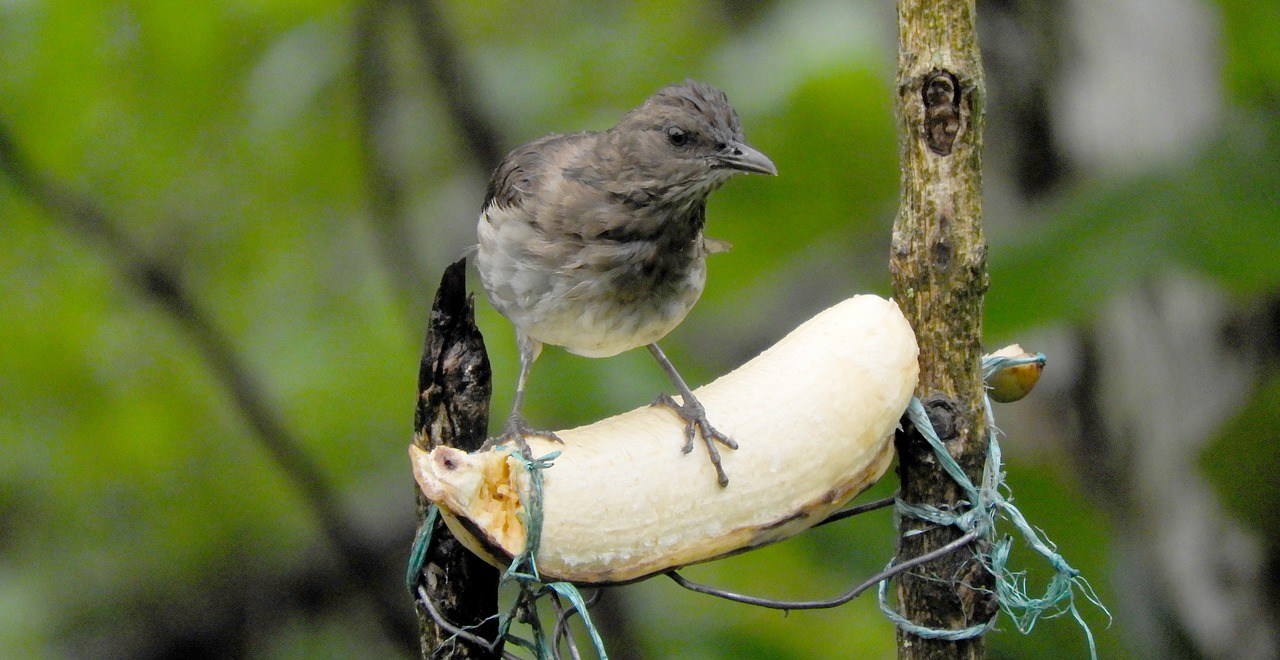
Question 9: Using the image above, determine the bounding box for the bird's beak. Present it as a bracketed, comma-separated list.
[715, 141, 778, 176]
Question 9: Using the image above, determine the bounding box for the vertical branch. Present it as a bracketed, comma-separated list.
[889, 1, 994, 659]
[353, 0, 423, 305]
[411, 259, 501, 658]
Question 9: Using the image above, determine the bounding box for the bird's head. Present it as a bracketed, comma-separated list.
[610, 80, 777, 206]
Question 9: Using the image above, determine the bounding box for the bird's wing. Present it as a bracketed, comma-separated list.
[483, 132, 592, 212]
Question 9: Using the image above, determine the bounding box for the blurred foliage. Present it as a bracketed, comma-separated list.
[986, 113, 1280, 337]
[1218, 0, 1280, 106]
[1201, 374, 1280, 546]
[0, 0, 1276, 658]
[986, 0, 1280, 338]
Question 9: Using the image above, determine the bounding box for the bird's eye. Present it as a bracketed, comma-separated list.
[666, 126, 689, 147]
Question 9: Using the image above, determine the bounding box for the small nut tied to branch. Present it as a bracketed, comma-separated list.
[410, 295, 919, 584]
[985, 344, 1045, 403]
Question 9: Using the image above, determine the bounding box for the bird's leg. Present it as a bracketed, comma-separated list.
[647, 343, 737, 487]
[483, 334, 561, 457]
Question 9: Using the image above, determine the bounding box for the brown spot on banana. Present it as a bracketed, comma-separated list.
[410, 295, 919, 584]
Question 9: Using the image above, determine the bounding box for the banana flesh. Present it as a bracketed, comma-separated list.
[410, 295, 919, 584]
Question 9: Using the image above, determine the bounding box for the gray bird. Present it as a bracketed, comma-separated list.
[475, 80, 776, 486]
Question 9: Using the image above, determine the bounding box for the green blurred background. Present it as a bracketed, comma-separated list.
[2, 0, 1278, 658]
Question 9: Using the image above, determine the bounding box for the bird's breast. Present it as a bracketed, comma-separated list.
[543, 237, 707, 357]
[477, 204, 708, 357]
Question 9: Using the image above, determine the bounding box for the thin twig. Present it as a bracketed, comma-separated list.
[549, 592, 582, 660]
[0, 119, 413, 648]
[814, 496, 896, 528]
[399, 0, 507, 171]
[551, 589, 602, 660]
[352, 0, 424, 304]
[417, 585, 512, 655]
[667, 530, 980, 611]
[550, 594, 571, 660]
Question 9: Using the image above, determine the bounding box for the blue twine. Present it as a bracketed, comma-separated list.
[407, 447, 609, 659]
[878, 353, 1110, 658]
[405, 504, 440, 590]
[877, 572, 999, 640]
[492, 447, 610, 660]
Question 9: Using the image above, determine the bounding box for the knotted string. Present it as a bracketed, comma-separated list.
[409, 448, 609, 659]
[878, 353, 1110, 658]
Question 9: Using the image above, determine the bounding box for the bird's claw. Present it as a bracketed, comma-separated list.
[481, 414, 563, 458]
[651, 393, 737, 487]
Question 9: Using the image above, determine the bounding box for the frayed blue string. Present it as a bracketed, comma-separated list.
[878, 353, 1110, 658]
[408, 447, 608, 659]
[495, 448, 610, 660]
[877, 572, 999, 640]
[405, 504, 440, 590]
[498, 447, 560, 584]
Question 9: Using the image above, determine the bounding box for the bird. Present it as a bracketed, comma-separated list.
[474, 80, 776, 487]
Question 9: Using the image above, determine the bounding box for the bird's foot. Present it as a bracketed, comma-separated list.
[651, 393, 737, 487]
[481, 414, 563, 458]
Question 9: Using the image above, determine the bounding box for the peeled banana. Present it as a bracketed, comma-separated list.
[410, 295, 918, 584]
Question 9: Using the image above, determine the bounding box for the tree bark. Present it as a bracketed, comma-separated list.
[411, 258, 502, 658]
[889, 1, 996, 658]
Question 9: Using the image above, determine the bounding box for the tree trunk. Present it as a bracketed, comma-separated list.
[889, 1, 996, 658]
[410, 258, 502, 659]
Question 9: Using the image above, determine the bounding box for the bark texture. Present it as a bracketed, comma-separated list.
[890, 1, 996, 658]
[411, 258, 502, 659]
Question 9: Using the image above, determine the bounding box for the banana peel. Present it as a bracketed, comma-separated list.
[410, 295, 919, 584]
